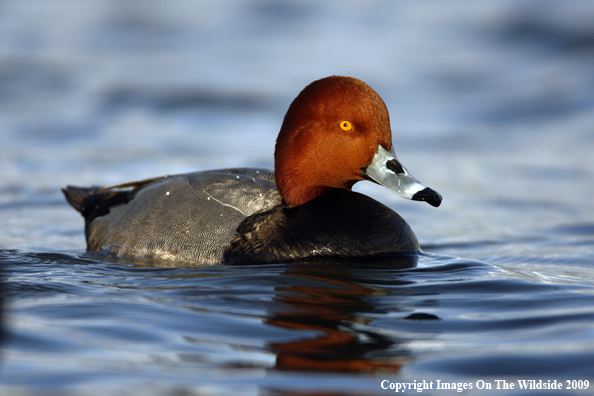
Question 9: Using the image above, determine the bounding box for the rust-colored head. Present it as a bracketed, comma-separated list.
[274, 76, 393, 207]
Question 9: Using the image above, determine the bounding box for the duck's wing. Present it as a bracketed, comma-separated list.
[62, 169, 280, 264]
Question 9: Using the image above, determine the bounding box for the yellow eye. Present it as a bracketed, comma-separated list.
[339, 121, 353, 131]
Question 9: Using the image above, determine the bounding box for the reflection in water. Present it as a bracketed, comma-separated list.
[264, 256, 422, 372]
[74, 251, 446, 375]
[4, 249, 594, 396]
[98, 252, 433, 373]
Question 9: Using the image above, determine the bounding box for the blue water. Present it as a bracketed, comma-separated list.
[2, 1, 594, 395]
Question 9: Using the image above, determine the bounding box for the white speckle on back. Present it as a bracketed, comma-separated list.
[202, 190, 247, 216]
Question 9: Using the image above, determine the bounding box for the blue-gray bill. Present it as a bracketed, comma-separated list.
[362, 145, 442, 208]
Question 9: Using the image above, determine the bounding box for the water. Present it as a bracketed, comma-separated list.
[2, 1, 594, 395]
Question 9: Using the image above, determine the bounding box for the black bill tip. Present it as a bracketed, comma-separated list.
[412, 188, 442, 207]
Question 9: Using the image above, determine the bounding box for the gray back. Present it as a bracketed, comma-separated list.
[88, 168, 280, 264]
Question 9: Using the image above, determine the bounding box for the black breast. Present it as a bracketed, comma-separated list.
[223, 189, 419, 264]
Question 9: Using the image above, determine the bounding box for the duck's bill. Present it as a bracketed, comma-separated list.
[362, 145, 442, 207]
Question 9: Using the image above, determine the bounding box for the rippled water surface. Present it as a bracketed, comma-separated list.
[2, 1, 594, 395]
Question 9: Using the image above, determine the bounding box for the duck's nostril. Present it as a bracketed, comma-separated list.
[386, 159, 405, 175]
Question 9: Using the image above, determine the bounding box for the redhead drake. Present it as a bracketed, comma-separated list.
[63, 76, 441, 265]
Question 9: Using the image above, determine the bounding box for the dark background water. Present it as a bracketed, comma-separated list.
[1, 1, 594, 395]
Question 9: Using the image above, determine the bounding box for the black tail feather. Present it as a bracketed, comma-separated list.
[62, 186, 97, 213]
[62, 176, 164, 225]
[62, 185, 131, 223]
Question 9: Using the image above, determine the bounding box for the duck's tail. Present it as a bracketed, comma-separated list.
[62, 186, 97, 214]
[63, 176, 165, 222]
[62, 184, 138, 225]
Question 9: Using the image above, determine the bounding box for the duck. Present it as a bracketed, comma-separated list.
[63, 76, 441, 265]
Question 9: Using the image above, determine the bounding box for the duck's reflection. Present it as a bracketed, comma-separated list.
[105, 253, 435, 374]
[265, 256, 416, 372]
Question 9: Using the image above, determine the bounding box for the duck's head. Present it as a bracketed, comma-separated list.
[274, 76, 441, 208]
